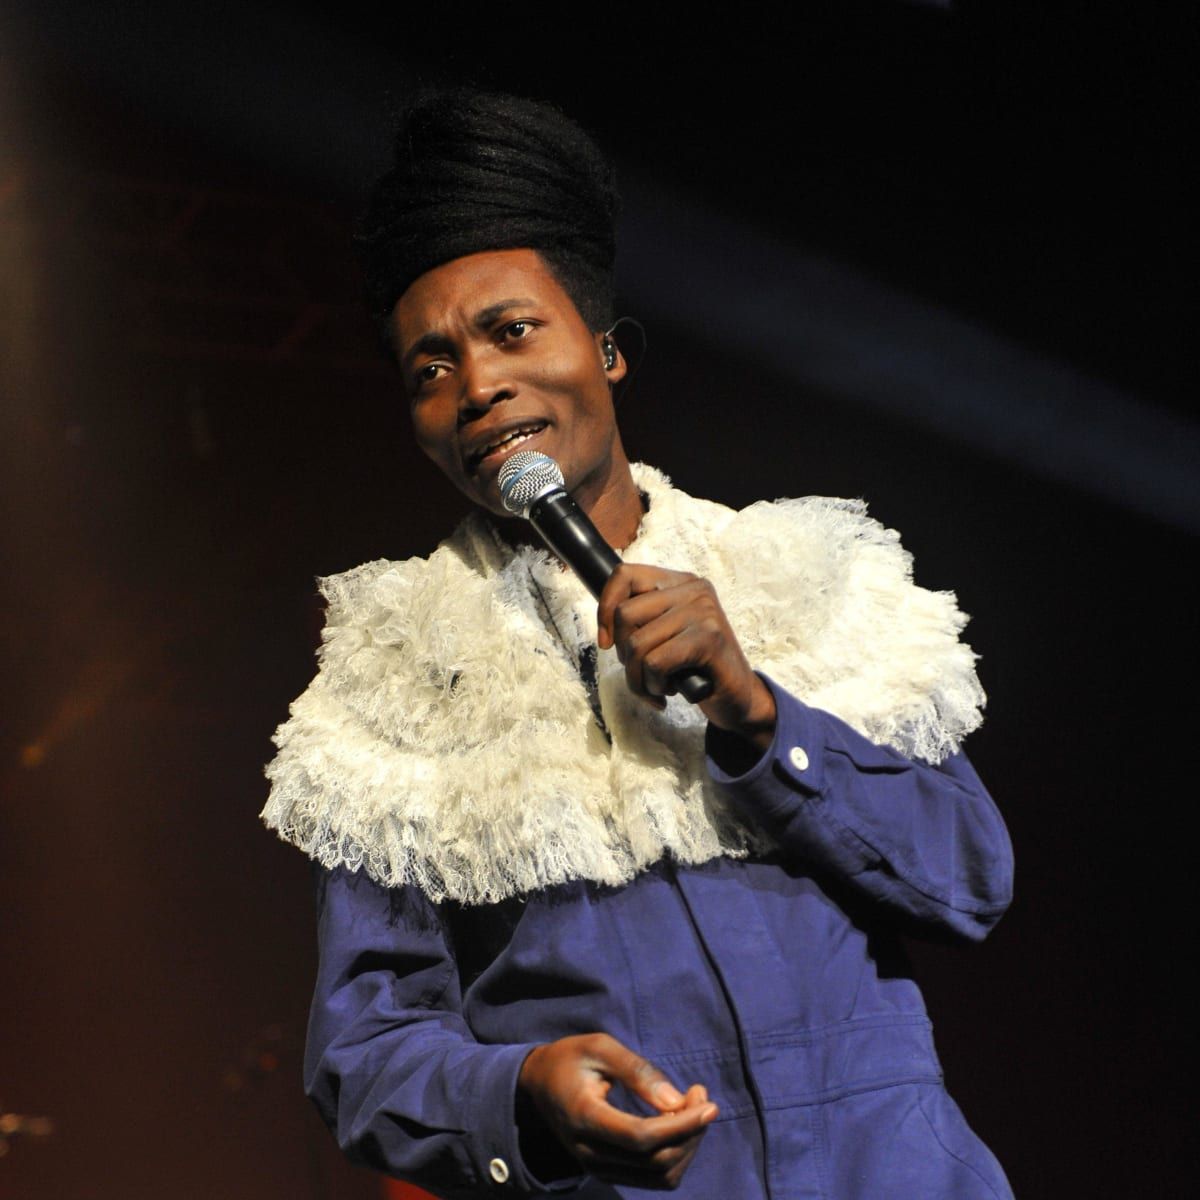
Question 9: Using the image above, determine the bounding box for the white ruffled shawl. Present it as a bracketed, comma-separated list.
[262, 465, 984, 905]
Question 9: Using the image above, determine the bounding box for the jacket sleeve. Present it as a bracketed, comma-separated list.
[706, 675, 1013, 941]
[304, 866, 582, 1198]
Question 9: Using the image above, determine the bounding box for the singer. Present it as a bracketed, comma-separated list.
[263, 88, 1014, 1199]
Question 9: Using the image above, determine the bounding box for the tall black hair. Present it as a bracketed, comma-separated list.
[357, 87, 619, 343]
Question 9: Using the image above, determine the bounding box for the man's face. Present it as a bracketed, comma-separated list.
[390, 248, 627, 520]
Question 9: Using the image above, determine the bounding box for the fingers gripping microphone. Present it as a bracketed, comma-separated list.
[499, 452, 713, 704]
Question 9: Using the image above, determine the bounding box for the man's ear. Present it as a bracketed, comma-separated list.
[598, 332, 627, 383]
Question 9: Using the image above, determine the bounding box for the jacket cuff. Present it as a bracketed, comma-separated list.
[706, 674, 826, 812]
[706, 676, 880, 877]
[464, 1042, 588, 1195]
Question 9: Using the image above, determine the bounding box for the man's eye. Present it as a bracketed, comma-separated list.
[503, 320, 533, 341]
[414, 363, 445, 387]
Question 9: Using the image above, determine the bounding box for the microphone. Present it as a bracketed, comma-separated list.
[498, 452, 713, 704]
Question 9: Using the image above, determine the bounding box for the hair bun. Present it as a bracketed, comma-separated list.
[358, 88, 619, 332]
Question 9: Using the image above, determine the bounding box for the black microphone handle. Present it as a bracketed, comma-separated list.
[528, 490, 714, 704]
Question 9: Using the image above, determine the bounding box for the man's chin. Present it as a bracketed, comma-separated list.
[453, 476, 517, 522]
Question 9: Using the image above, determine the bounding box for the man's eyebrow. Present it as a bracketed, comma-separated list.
[401, 331, 454, 371]
[473, 298, 537, 329]
[400, 299, 539, 369]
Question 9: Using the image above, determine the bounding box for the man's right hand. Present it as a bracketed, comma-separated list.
[517, 1033, 718, 1189]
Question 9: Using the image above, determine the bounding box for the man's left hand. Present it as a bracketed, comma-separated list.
[596, 563, 776, 751]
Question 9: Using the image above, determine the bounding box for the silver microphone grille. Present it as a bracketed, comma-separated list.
[498, 451, 565, 517]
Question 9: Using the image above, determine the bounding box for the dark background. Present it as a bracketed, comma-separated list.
[1, 3, 1194, 1197]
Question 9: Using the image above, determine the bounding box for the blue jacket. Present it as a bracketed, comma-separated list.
[305, 677, 1014, 1199]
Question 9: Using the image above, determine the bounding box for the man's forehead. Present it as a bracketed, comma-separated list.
[390, 248, 575, 352]
[397, 249, 558, 314]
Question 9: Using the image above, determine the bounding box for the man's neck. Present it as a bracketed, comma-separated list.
[582, 472, 646, 551]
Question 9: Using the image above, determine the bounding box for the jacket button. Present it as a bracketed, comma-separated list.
[789, 745, 810, 771]
[489, 1157, 510, 1184]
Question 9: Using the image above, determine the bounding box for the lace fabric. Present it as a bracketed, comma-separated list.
[262, 465, 984, 904]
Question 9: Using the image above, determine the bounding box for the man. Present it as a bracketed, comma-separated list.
[263, 89, 1014, 1198]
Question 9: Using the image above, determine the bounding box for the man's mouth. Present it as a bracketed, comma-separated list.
[469, 421, 549, 471]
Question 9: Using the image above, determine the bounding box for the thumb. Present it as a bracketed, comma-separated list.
[592, 1036, 685, 1112]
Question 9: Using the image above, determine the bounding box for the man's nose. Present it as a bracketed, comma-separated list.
[458, 351, 515, 422]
